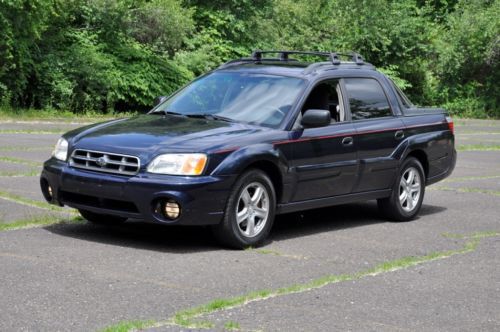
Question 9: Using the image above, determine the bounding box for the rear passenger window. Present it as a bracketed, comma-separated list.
[344, 78, 392, 120]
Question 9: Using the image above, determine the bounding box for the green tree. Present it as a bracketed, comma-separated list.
[0, 0, 498, 117]
[0, 0, 53, 105]
[429, 0, 499, 116]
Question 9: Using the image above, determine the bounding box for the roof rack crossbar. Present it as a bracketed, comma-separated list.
[351, 52, 364, 65]
[251, 50, 364, 65]
[251, 50, 344, 65]
[219, 50, 366, 69]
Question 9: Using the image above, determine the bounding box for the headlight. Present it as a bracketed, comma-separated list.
[52, 138, 69, 161]
[147, 153, 207, 175]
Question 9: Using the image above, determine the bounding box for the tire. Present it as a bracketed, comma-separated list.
[378, 157, 425, 221]
[212, 169, 276, 249]
[79, 209, 127, 225]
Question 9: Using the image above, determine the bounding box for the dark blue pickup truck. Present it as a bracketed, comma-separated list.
[40, 51, 456, 248]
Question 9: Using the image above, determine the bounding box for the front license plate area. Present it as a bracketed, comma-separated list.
[61, 171, 126, 199]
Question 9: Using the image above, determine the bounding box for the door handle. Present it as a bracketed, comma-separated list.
[342, 136, 353, 146]
[395, 130, 405, 140]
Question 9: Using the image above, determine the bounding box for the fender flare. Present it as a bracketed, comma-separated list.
[211, 143, 289, 177]
[394, 130, 450, 177]
[211, 143, 292, 202]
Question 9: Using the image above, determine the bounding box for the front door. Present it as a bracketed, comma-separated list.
[287, 79, 358, 201]
[288, 123, 358, 201]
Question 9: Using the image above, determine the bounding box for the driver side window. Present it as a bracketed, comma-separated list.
[300, 79, 345, 124]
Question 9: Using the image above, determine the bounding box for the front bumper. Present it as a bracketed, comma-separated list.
[40, 159, 236, 225]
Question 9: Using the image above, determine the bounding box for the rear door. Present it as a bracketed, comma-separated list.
[343, 77, 406, 192]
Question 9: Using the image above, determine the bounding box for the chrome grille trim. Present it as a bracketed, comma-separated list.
[70, 149, 140, 176]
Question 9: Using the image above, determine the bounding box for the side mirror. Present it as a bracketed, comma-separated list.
[301, 109, 331, 128]
[154, 96, 168, 107]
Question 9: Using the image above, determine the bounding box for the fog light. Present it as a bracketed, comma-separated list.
[163, 200, 180, 220]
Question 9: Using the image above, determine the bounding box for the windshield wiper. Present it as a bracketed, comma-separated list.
[150, 109, 187, 117]
[165, 110, 186, 116]
[185, 113, 235, 122]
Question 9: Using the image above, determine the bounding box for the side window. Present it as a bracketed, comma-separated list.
[301, 79, 345, 123]
[344, 78, 392, 120]
[389, 79, 413, 109]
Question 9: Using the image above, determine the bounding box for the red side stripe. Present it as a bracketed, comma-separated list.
[213, 121, 446, 152]
[273, 121, 446, 146]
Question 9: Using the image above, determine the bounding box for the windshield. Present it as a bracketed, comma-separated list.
[152, 72, 305, 128]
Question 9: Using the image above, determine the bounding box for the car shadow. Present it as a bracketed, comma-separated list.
[44, 220, 220, 253]
[418, 204, 447, 217]
[269, 202, 447, 242]
[44, 202, 447, 252]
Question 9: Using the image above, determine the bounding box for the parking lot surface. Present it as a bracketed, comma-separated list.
[0, 118, 499, 331]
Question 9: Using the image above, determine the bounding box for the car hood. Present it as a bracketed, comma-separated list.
[67, 114, 266, 159]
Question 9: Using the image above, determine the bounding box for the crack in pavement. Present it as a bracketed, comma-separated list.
[0, 249, 202, 293]
[428, 186, 500, 197]
[100, 231, 500, 332]
[0, 190, 73, 214]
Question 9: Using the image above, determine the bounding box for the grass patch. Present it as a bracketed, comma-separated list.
[0, 107, 136, 122]
[0, 190, 73, 213]
[442, 231, 499, 239]
[99, 320, 157, 332]
[0, 215, 83, 231]
[458, 131, 500, 135]
[0, 156, 41, 167]
[458, 137, 500, 144]
[0, 169, 39, 177]
[224, 321, 241, 330]
[254, 248, 284, 256]
[0, 146, 48, 152]
[457, 144, 500, 151]
[429, 186, 500, 196]
[170, 233, 493, 328]
[443, 175, 500, 183]
[102, 231, 499, 331]
[245, 247, 307, 260]
[454, 120, 500, 127]
[0, 129, 66, 134]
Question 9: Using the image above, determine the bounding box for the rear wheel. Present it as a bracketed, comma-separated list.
[212, 169, 276, 249]
[79, 209, 127, 225]
[378, 157, 425, 221]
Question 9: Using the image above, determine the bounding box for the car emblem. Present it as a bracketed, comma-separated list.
[96, 156, 107, 167]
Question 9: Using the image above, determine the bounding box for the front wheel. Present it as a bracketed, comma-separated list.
[378, 157, 425, 221]
[212, 169, 276, 249]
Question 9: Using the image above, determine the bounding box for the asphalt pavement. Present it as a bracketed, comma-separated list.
[0, 118, 498, 331]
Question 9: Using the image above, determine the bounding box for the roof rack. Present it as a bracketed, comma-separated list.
[251, 50, 364, 65]
[251, 50, 341, 65]
[218, 50, 366, 70]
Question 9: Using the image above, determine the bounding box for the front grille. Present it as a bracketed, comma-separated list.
[70, 149, 140, 176]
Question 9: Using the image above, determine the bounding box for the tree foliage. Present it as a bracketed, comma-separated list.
[0, 0, 498, 117]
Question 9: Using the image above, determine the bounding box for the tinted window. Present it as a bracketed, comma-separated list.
[301, 80, 346, 123]
[344, 78, 392, 120]
[389, 79, 413, 109]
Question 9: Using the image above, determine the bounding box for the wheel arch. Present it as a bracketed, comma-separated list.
[211, 144, 289, 203]
[242, 160, 283, 204]
[405, 149, 429, 179]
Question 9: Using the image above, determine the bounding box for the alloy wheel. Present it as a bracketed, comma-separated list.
[235, 182, 270, 238]
[399, 167, 421, 212]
